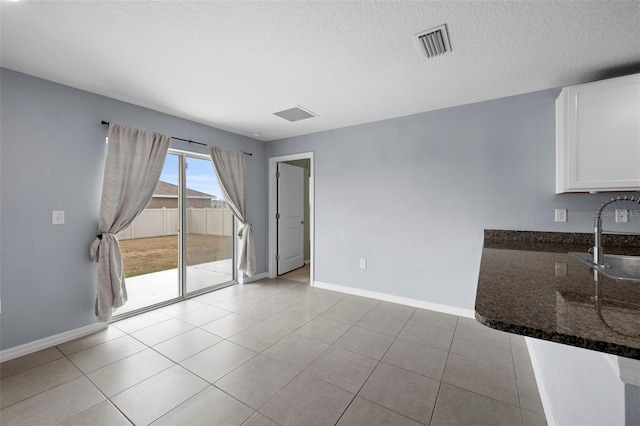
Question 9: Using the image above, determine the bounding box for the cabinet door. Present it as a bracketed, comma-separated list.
[557, 74, 640, 193]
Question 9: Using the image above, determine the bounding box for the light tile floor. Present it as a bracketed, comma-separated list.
[0, 277, 548, 426]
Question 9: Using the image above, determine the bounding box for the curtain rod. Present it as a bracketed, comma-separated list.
[101, 121, 253, 156]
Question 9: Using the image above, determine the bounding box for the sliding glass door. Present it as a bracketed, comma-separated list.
[117, 153, 181, 315]
[185, 155, 234, 294]
[115, 151, 234, 317]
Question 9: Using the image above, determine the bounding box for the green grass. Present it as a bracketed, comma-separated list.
[119, 234, 233, 278]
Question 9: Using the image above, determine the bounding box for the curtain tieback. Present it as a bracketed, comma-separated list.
[89, 232, 117, 262]
[237, 223, 252, 239]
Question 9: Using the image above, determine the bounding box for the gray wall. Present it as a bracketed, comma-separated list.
[266, 88, 638, 309]
[265, 87, 639, 424]
[0, 68, 266, 351]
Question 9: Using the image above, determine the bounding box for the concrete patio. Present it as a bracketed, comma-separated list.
[115, 259, 233, 316]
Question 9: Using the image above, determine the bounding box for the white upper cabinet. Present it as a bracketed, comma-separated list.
[556, 73, 640, 193]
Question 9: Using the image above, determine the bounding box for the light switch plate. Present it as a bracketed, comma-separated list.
[360, 259, 367, 269]
[52, 210, 65, 225]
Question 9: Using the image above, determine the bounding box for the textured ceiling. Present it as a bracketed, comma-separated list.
[1, 1, 639, 141]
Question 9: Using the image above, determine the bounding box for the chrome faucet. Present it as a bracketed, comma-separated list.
[593, 195, 640, 267]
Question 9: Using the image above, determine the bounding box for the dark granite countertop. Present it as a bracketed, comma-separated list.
[476, 230, 640, 360]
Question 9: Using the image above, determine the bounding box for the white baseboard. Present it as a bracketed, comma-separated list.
[239, 272, 268, 285]
[525, 337, 556, 426]
[313, 281, 475, 318]
[0, 322, 108, 363]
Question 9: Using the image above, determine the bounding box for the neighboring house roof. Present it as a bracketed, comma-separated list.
[154, 180, 217, 199]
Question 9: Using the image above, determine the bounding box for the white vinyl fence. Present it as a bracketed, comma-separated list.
[118, 208, 233, 240]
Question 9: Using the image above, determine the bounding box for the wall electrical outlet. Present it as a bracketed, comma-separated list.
[360, 259, 367, 269]
[52, 210, 65, 225]
[555, 208, 567, 223]
[615, 209, 628, 223]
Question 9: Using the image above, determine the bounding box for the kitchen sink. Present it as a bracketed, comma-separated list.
[570, 252, 640, 282]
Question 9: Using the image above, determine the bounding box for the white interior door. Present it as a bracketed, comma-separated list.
[278, 163, 304, 275]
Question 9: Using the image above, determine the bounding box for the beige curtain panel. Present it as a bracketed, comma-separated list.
[208, 146, 256, 276]
[90, 124, 170, 321]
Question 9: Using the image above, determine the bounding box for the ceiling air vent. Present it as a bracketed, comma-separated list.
[273, 106, 317, 122]
[413, 24, 451, 59]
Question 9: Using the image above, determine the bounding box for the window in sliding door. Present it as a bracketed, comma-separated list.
[114, 151, 234, 318]
[185, 155, 234, 294]
[116, 153, 181, 316]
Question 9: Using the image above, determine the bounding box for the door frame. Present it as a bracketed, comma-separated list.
[268, 152, 314, 284]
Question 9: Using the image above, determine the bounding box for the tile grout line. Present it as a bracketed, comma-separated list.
[334, 305, 434, 425]
[68, 295, 263, 425]
[227, 293, 378, 424]
[162, 281, 325, 423]
[61, 346, 135, 425]
[1, 340, 142, 419]
[74, 316, 257, 425]
[432, 325, 529, 417]
[273, 296, 382, 425]
[510, 337, 527, 426]
[69, 319, 202, 426]
[426, 315, 460, 426]
[229, 292, 349, 355]
[210, 282, 339, 426]
[245, 300, 443, 425]
[3, 291, 347, 418]
[0, 282, 300, 424]
[313, 299, 383, 426]
[154, 282, 301, 424]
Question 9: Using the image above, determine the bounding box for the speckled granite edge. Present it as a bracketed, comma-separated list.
[484, 229, 640, 246]
[475, 311, 640, 360]
[484, 230, 640, 255]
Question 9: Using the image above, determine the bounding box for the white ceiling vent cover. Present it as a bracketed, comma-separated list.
[273, 106, 317, 122]
[413, 24, 452, 59]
